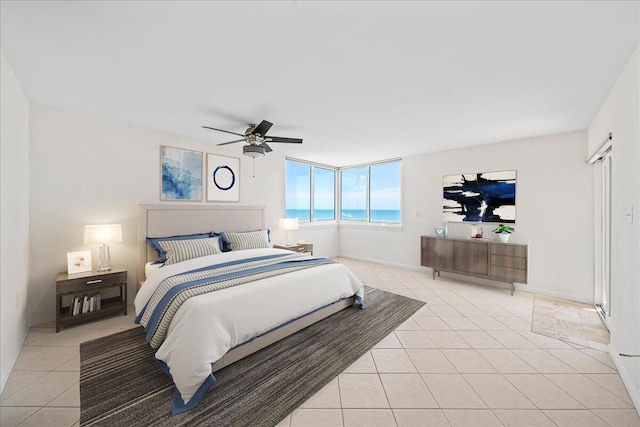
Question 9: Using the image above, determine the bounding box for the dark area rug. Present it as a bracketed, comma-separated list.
[80, 286, 424, 426]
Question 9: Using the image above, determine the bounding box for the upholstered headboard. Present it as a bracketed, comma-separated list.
[136, 204, 266, 285]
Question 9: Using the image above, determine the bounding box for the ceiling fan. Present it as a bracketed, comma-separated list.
[202, 120, 302, 158]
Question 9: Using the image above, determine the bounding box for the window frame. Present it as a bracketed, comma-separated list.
[339, 166, 369, 222]
[339, 159, 402, 227]
[285, 158, 338, 224]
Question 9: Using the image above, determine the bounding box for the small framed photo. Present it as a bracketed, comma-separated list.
[207, 153, 240, 202]
[67, 250, 92, 274]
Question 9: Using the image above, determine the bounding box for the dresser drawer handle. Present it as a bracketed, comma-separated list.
[86, 279, 103, 285]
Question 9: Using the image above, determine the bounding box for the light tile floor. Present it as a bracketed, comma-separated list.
[0, 308, 139, 426]
[1, 258, 638, 427]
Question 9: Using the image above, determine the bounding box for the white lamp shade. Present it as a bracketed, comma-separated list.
[278, 218, 299, 231]
[83, 224, 123, 245]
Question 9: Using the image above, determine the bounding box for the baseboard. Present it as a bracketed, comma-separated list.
[338, 254, 591, 304]
[608, 342, 640, 416]
[338, 254, 509, 292]
[337, 254, 427, 273]
[519, 284, 590, 304]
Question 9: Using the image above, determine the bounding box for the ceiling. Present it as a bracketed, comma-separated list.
[1, 1, 638, 166]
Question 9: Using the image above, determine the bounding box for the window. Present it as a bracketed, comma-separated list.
[341, 160, 401, 224]
[370, 161, 401, 223]
[313, 167, 335, 220]
[340, 167, 367, 220]
[285, 159, 400, 225]
[286, 161, 311, 222]
[286, 160, 336, 222]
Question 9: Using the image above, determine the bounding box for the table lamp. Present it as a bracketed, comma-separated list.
[278, 218, 299, 246]
[83, 224, 122, 272]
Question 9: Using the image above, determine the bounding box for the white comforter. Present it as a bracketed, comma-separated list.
[134, 248, 364, 411]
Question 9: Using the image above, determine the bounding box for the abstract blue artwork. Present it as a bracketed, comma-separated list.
[443, 170, 516, 223]
[160, 146, 203, 201]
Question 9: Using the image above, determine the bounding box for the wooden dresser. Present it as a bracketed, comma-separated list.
[420, 235, 527, 295]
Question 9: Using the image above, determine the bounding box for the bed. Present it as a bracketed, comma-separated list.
[134, 205, 365, 414]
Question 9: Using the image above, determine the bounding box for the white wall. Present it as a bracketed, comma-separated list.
[340, 130, 595, 302]
[588, 44, 640, 411]
[28, 105, 338, 326]
[1, 48, 30, 391]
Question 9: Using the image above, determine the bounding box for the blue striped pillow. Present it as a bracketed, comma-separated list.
[147, 233, 211, 264]
[220, 230, 271, 251]
[158, 237, 222, 265]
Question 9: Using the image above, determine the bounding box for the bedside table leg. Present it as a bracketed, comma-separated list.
[122, 284, 128, 315]
[56, 295, 61, 333]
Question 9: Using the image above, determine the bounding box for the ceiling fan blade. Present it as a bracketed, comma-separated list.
[251, 120, 273, 136]
[216, 139, 246, 146]
[202, 126, 245, 137]
[265, 136, 303, 144]
[259, 142, 273, 153]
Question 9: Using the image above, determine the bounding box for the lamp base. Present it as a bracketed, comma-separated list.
[97, 244, 111, 272]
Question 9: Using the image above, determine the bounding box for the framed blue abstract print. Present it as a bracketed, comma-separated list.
[443, 170, 516, 223]
[160, 146, 203, 201]
[206, 153, 240, 202]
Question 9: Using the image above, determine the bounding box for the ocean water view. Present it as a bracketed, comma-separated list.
[286, 209, 401, 223]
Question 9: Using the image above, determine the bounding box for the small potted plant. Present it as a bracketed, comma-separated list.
[492, 224, 515, 242]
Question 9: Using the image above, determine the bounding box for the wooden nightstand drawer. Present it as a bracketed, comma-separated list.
[293, 244, 313, 253]
[57, 270, 127, 294]
[273, 243, 314, 255]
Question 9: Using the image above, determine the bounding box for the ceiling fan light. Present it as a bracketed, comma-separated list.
[243, 145, 266, 158]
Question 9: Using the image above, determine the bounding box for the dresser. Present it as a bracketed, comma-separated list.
[420, 235, 527, 295]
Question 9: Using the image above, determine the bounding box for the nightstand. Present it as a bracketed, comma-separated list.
[273, 243, 314, 255]
[55, 266, 127, 332]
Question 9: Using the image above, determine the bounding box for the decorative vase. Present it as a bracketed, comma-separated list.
[498, 233, 510, 243]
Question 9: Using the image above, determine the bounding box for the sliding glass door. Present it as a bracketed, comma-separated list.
[595, 150, 612, 326]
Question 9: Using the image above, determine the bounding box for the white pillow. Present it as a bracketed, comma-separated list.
[221, 230, 271, 251]
[158, 237, 221, 265]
